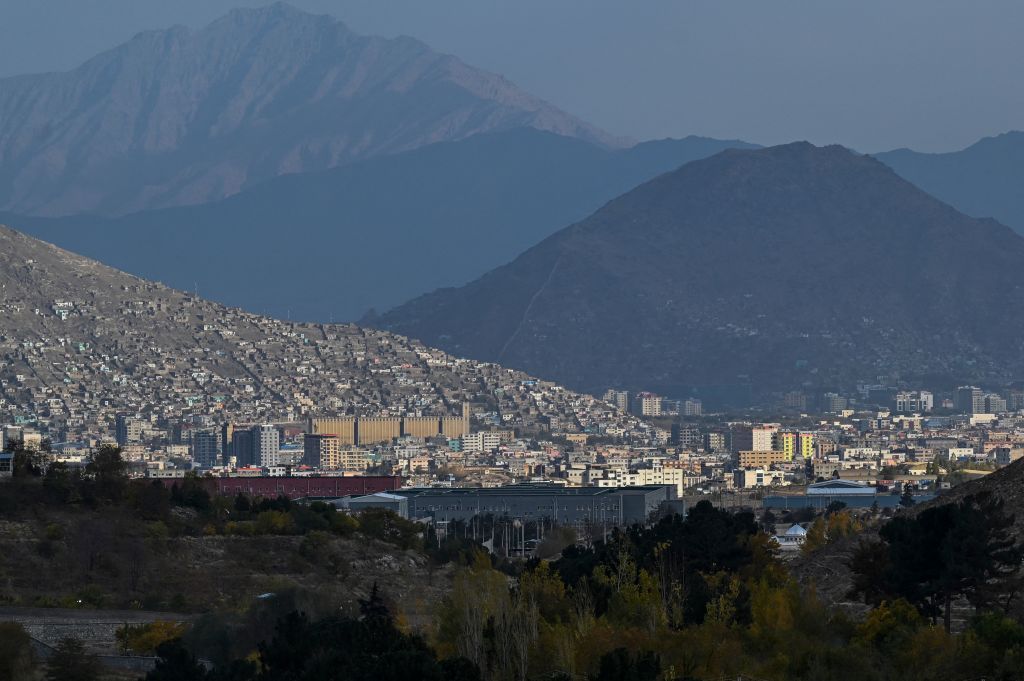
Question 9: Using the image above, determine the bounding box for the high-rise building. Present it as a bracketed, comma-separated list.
[603, 390, 631, 412]
[1007, 390, 1024, 412]
[303, 433, 340, 469]
[955, 386, 985, 414]
[894, 391, 934, 413]
[253, 425, 281, 467]
[984, 393, 1007, 414]
[797, 433, 816, 459]
[231, 429, 255, 467]
[820, 393, 848, 413]
[221, 423, 235, 464]
[682, 398, 703, 416]
[732, 424, 778, 453]
[775, 432, 796, 460]
[115, 414, 144, 446]
[782, 392, 807, 411]
[632, 393, 662, 417]
[191, 430, 222, 468]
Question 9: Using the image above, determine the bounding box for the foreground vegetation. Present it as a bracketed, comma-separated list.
[3, 444, 1024, 680]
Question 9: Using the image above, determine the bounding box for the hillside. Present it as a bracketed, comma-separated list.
[792, 458, 1024, 613]
[0, 3, 616, 217]
[0, 225, 638, 442]
[372, 142, 1024, 403]
[3, 129, 757, 321]
[878, 131, 1024, 236]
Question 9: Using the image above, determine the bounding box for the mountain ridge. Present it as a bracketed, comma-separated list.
[3, 128, 759, 322]
[0, 3, 617, 217]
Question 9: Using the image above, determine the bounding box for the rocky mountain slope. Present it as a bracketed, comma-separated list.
[3, 129, 757, 321]
[878, 131, 1024, 236]
[0, 225, 639, 441]
[372, 142, 1024, 402]
[0, 3, 616, 217]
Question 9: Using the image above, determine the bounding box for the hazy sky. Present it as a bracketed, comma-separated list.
[1, 0, 1021, 152]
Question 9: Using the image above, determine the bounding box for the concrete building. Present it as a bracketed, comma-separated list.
[737, 450, 788, 468]
[956, 386, 985, 414]
[894, 391, 933, 413]
[252, 425, 280, 468]
[462, 431, 503, 453]
[682, 398, 703, 417]
[399, 483, 674, 529]
[308, 417, 357, 446]
[732, 425, 778, 453]
[191, 430, 221, 468]
[303, 433, 340, 469]
[231, 429, 255, 467]
[115, 414, 144, 446]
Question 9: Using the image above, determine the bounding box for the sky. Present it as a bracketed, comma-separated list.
[1, 0, 1022, 153]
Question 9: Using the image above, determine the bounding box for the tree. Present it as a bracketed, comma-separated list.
[0, 622, 36, 681]
[85, 445, 128, 503]
[591, 648, 660, 681]
[851, 492, 1023, 631]
[145, 640, 210, 681]
[47, 638, 101, 681]
[899, 486, 916, 508]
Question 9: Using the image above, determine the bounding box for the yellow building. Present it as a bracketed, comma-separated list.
[403, 416, 442, 438]
[798, 433, 816, 459]
[309, 417, 356, 445]
[357, 417, 402, 445]
[775, 432, 797, 461]
[441, 416, 469, 439]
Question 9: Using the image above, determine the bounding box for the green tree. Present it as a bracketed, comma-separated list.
[85, 445, 128, 503]
[851, 491, 1023, 631]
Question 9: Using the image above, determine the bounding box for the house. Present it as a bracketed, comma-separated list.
[775, 523, 807, 551]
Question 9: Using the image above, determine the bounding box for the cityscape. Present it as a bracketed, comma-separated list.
[2, 3, 1024, 681]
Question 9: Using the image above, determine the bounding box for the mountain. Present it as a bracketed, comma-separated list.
[370, 142, 1024, 403]
[0, 3, 618, 217]
[3, 128, 758, 322]
[0, 224, 638, 439]
[877, 131, 1024, 235]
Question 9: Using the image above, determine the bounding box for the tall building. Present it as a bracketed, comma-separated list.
[732, 424, 778, 453]
[682, 398, 703, 417]
[115, 414, 144, 446]
[894, 391, 933, 413]
[231, 429, 255, 467]
[632, 393, 662, 417]
[603, 390, 630, 412]
[253, 425, 281, 468]
[774, 432, 797, 461]
[984, 393, 1007, 414]
[797, 432, 816, 459]
[1007, 390, 1024, 412]
[820, 393, 848, 413]
[221, 423, 235, 464]
[303, 433, 340, 469]
[955, 386, 985, 414]
[191, 430, 222, 468]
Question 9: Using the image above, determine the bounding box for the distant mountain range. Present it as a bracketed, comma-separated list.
[371, 142, 1024, 403]
[0, 3, 617, 217]
[876, 131, 1024, 235]
[3, 128, 758, 321]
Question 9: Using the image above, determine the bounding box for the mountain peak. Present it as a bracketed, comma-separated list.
[0, 6, 613, 217]
[372, 141, 1024, 402]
